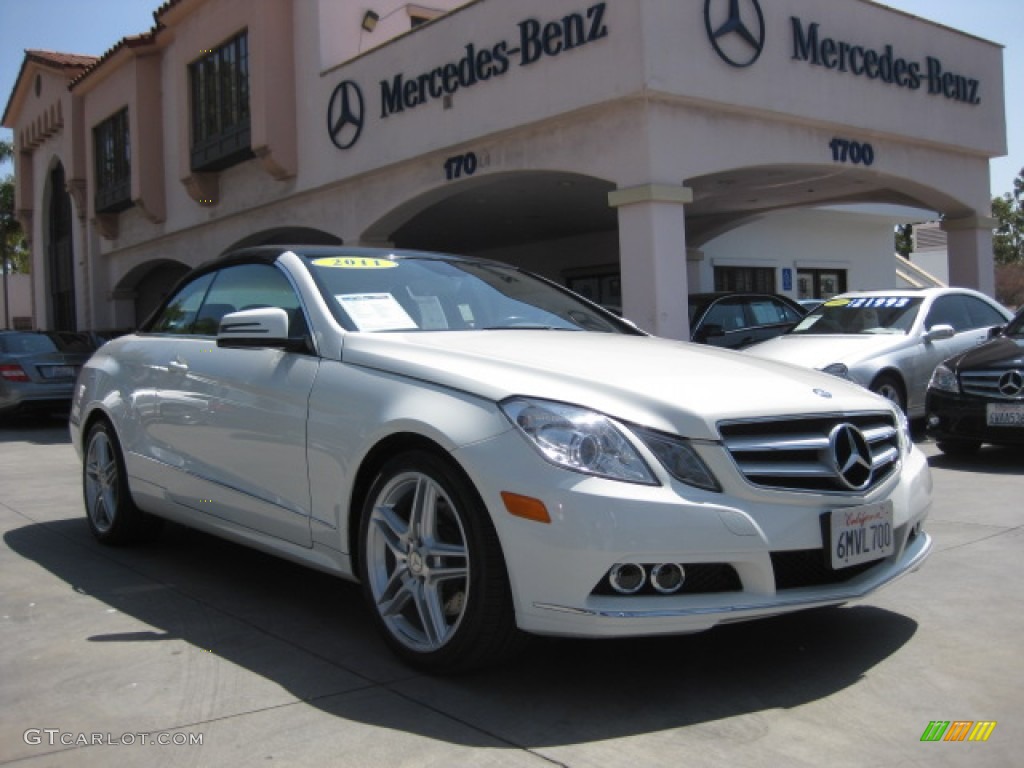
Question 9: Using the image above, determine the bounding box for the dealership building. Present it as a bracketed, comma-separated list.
[1, 0, 1008, 339]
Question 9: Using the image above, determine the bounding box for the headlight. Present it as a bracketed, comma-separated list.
[928, 364, 959, 394]
[822, 363, 850, 379]
[894, 404, 912, 456]
[501, 398, 657, 484]
[633, 428, 721, 492]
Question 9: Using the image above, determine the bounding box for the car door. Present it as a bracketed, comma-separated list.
[745, 297, 804, 346]
[148, 262, 319, 546]
[694, 297, 752, 348]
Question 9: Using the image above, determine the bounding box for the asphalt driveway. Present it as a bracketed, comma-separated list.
[1, 415, 1021, 767]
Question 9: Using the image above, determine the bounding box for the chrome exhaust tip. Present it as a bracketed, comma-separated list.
[608, 563, 646, 594]
[650, 563, 686, 594]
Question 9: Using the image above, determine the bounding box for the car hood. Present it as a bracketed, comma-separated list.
[341, 331, 891, 439]
[745, 333, 909, 369]
[945, 336, 1024, 372]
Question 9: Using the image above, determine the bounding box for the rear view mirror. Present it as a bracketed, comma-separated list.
[217, 308, 307, 352]
[925, 324, 955, 342]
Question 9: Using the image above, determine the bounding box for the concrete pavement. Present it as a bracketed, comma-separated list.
[1, 415, 1021, 767]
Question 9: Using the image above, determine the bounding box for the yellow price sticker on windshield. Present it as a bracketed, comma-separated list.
[312, 257, 399, 269]
[824, 298, 851, 307]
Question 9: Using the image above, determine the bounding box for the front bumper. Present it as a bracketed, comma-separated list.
[455, 430, 933, 638]
[926, 390, 1024, 446]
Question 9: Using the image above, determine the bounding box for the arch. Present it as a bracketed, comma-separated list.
[221, 227, 342, 254]
[113, 259, 191, 327]
[363, 171, 617, 254]
[683, 163, 970, 248]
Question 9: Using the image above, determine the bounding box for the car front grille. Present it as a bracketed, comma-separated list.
[960, 369, 1024, 400]
[718, 412, 901, 494]
[771, 549, 878, 589]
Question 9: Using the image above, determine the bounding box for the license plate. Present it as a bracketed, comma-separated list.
[826, 501, 894, 570]
[40, 365, 77, 379]
[986, 403, 1024, 427]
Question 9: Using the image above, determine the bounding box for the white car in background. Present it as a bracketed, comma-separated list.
[71, 247, 933, 672]
[746, 288, 1013, 420]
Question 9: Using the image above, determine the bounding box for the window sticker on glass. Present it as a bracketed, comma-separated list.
[412, 295, 449, 329]
[337, 293, 418, 331]
[314, 257, 399, 269]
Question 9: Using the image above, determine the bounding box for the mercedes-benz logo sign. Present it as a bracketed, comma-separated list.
[327, 80, 364, 150]
[704, 0, 765, 68]
[829, 423, 874, 491]
[997, 369, 1024, 398]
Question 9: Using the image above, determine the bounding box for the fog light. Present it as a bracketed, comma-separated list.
[650, 563, 686, 594]
[608, 563, 646, 594]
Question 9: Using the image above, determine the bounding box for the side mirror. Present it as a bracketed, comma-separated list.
[217, 308, 308, 352]
[987, 324, 1006, 340]
[924, 324, 955, 342]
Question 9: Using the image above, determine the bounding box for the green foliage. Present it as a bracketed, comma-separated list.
[894, 224, 913, 258]
[1, 138, 30, 274]
[993, 167, 1024, 265]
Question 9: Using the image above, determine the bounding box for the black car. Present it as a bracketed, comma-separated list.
[926, 306, 1024, 454]
[688, 292, 806, 349]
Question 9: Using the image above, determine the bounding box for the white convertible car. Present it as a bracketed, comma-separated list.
[71, 247, 933, 671]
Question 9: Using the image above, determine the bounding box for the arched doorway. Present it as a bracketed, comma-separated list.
[47, 162, 76, 329]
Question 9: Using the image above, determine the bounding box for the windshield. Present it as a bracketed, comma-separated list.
[305, 255, 636, 334]
[1006, 309, 1024, 338]
[789, 296, 923, 336]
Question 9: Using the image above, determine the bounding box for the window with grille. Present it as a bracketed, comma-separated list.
[189, 30, 252, 172]
[94, 108, 132, 213]
[713, 266, 776, 293]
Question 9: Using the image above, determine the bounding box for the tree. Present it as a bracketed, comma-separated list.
[1, 139, 30, 275]
[993, 167, 1024, 265]
[894, 223, 913, 257]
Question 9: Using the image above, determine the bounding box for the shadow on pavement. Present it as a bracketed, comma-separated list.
[927, 444, 1023, 475]
[5, 516, 919, 749]
[0, 414, 71, 445]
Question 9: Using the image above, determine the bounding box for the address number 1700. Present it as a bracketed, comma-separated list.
[829, 138, 875, 166]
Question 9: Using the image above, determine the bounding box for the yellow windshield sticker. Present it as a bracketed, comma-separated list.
[824, 298, 851, 307]
[312, 257, 399, 269]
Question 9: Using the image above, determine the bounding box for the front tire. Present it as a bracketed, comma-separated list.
[83, 421, 162, 545]
[936, 439, 981, 457]
[870, 373, 906, 415]
[358, 450, 522, 672]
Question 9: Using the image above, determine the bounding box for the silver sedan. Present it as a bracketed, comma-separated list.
[746, 288, 1013, 420]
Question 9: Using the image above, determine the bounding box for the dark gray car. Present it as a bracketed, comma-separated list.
[0, 331, 96, 418]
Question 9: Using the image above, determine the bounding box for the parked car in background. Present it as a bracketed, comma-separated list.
[688, 292, 806, 349]
[78, 328, 133, 348]
[746, 288, 1013, 419]
[71, 246, 932, 672]
[1, 330, 97, 419]
[926, 305, 1024, 455]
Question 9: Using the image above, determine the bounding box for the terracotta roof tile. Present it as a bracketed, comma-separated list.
[24, 50, 99, 71]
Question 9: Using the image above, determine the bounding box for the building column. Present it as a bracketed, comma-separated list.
[608, 184, 693, 340]
[941, 216, 997, 297]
